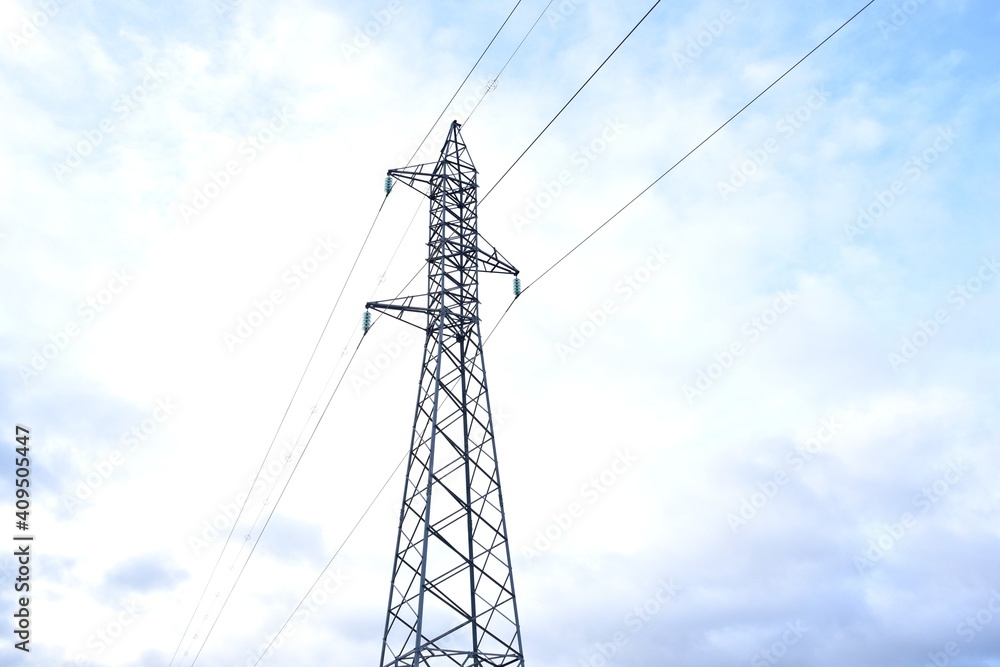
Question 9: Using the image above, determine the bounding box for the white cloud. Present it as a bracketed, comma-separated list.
[2, 1, 999, 666]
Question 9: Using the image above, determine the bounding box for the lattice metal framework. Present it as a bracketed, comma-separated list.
[366, 121, 524, 667]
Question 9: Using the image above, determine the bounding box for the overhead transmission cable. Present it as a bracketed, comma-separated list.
[235, 275, 424, 667]
[178, 260, 422, 666]
[185, 258, 426, 666]
[185, 330, 367, 666]
[235, 265, 427, 667]
[464, 0, 558, 127]
[175, 232, 438, 666]
[247, 447, 410, 667]
[171, 4, 533, 663]
[483, 0, 879, 345]
[375, 0, 561, 305]
[403, 0, 525, 167]
[226, 2, 879, 663]
[380, 0, 660, 295]
[220, 4, 673, 658]
[480, 0, 664, 204]
[168, 191, 390, 667]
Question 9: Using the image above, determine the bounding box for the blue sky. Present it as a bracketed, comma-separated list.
[2, 0, 999, 666]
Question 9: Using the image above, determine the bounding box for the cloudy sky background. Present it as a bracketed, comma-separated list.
[1, 0, 999, 665]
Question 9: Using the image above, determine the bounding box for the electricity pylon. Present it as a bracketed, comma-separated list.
[365, 120, 525, 667]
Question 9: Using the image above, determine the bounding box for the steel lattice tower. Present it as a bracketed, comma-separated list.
[365, 120, 524, 667]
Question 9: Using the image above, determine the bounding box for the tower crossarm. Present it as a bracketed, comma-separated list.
[387, 163, 439, 196]
[476, 235, 518, 276]
[367, 296, 478, 334]
[366, 294, 434, 331]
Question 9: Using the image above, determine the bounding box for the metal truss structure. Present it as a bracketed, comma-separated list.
[366, 120, 525, 667]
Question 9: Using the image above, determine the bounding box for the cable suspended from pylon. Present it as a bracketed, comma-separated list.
[367, 0, 561, 320]
[463, 0, 558, 127]
[169, 3, 534, 661]
[403, 0, 526, 167]
[481, 0, 664, 204]
[221, 3, 882, 663]
[482, 0, 879, 345]
[168, 186, 393, 667]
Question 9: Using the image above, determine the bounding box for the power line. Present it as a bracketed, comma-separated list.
[219, 2, 666, 639]
[483, 0, 878, 345]
[169, 191, 390, 667]
[236, 265, 423, 667]
[193, 259, 421, 664]
[249, 446, 409, 667]
[181, 261, 425, 665]
[464, 0, 558, 127]
[493, 0, 556, 84]
[379, 0, 557, 304]
[202, 0, 876, 660]
[372, 0, 650, 312]
[186, 333, 368, 666]
[480, 0, 664, 204]
[374, 199, 423, 297]
[173, 4, 535, 661]
[403, 0, 525, 167]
